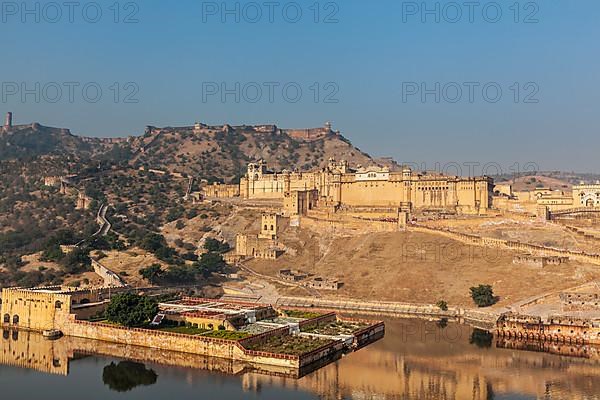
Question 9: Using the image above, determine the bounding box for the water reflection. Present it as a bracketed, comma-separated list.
[2, 319, 600, 399]
[102, 361, 158, 392]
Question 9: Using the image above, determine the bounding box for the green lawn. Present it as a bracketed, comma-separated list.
[201, 330, 251, 340]
[283, 310, 325, 319]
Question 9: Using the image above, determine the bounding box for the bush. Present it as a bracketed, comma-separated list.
[203, 238, 230, 254]
[436, 300, 448, 311]
[139, 263, 163, 284]
[470, 284, 498, 307]
[105, 293, 158, 327]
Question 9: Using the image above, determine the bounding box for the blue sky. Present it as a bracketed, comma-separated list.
[2, 0, 600, 172]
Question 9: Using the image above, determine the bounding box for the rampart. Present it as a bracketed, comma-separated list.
[409, 224, 600, 265]
[91, 259, 127, 287]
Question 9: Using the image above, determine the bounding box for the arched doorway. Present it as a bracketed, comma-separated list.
[586, 198, 595, 207]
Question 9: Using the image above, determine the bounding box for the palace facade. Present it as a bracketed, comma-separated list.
[239, 159, 493, 215]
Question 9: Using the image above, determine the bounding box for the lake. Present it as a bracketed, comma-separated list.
[2, 318, 599, 399]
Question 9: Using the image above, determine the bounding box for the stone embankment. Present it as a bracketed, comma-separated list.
[276, 297, 504, 330]
[410, 223, 600, 266]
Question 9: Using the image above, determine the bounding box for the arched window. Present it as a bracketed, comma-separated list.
[3, 314, 9, 324]
[264, 225, 268, 231]
[55, 301, 62, 309]
[12, 315, 19, 325]
[270, 225, 274, 231]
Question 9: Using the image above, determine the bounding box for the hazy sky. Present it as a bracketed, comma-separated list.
[2, 0, 599, 172]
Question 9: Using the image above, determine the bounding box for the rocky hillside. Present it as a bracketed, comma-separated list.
[1, 121, 377, 182]
[0, 123, 112, 160]
[128, 124, 375, 182]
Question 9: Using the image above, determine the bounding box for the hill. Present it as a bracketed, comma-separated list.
[0, 123, 113, 160]
[0, 121, 376, 181]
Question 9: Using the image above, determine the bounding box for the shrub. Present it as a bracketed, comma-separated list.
[470, 284, 498, 307]
[436, 300, 448, 311]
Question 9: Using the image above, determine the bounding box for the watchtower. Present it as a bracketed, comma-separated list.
[260, 213, 280, 240]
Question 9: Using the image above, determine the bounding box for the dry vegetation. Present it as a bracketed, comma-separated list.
[247, 220, 600, 307]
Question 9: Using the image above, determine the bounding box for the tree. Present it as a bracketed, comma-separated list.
[139, 264, 163, 284]
[60, 246, 92, 274]
[162, 265, 196, 284]
[204, 238, 230, 254]
[470, 284, 498, 307]
[105, 293, 158, 327]
[195, 252, 226, 278]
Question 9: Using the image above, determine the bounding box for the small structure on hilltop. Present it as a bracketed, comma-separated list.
[76, 192, 93, 210]
[277, 269, 343, 291]
[279, 269, 308, 282]
[233, 213, 285, 260]
[303, 277, 343, 291]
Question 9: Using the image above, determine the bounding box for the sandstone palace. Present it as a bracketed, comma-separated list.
[232, 159, 493, 215]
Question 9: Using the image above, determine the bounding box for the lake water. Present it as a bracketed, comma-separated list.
[2, 318, 599, 399]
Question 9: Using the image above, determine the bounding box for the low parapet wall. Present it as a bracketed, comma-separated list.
[277, 297, 457, 318]
[410, 224, 600, 265]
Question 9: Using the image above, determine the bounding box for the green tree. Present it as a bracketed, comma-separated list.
[60, 247, 92, 274]
[203, 238, 230, 254]
[194, 252, 226, 278]
[139, 264, 163, 284]
[470, 284, 498, 307]
[105, 293, 158, 327]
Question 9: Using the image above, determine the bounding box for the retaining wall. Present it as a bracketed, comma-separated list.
[410, 224, 600, 265]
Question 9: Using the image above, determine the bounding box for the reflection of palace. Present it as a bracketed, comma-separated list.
[245, 319, 600, 400]
[5, 320, 600, 399]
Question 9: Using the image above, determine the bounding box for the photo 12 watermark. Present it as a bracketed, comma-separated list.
[399, 161, 541, 177]
[1, 2, 140, 23]
[400, 241, 503, 264]
[201, 81, 340, 104]
[1, 81, 140, 103]
[401, 82, 540, 104]
[200, 1, 339, 23]
[401, 1, 539, 24]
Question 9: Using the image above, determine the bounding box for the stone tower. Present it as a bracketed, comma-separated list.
[4, 112, 12, 128]
[259, 213, 280, 240]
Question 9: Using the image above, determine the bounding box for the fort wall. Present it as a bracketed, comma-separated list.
[409, 224, 600, 265]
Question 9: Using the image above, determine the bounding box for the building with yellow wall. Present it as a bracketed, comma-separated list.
[572, 183, 600, 207]
[241, 159, 493, 215]
[1, 287, 112, 331]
